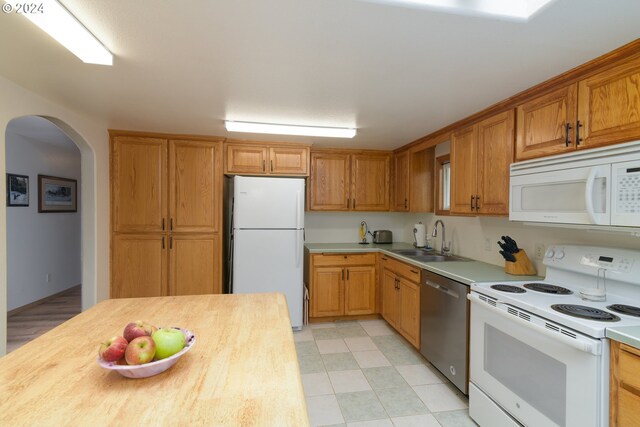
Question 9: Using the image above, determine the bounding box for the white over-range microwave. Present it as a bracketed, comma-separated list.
[510, 140, 640, 230]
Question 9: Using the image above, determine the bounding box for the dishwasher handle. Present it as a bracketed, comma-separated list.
[425, 280, 460, 299]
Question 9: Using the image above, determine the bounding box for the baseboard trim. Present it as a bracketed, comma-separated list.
[7, 285, 81, 317]
[309, 313, 382, 323]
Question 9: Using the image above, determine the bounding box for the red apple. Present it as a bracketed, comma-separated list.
[125, 336, 156, 365]
[98, 336, 128, 362]
[123, 320, 157, 343]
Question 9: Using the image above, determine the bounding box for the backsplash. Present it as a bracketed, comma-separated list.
[305, 212, 411, 243]
[406, 214, 640, 276]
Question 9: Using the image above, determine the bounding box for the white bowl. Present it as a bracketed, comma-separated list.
[97, 328, 196, 378]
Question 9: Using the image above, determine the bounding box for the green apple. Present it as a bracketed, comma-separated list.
[152, 328, 186, 360]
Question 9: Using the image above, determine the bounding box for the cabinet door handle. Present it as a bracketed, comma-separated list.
[576, 120, 583, 145]
[353, 199, 356, 209]
[347, 198, 350, 209]
[162, 236, 165, 249]
[270, 159, 274, 172]
[410, 269, 418, 274]
[565, 123, 572, 147]
[170, 218, 173, 230]
[347, 269, 350, 280]
[262, 159, 266, 172]
[475, 195, 480, 211]
[404, 198, 408, 209]
[381, 257, 388, 260]
[470, 195, 475, 210]
[162, 218, 165, 231]
[169, 236, 173, 249]
[342, 269, 345, 280]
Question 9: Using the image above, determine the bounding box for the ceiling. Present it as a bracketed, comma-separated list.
[0, 0, 639, 150]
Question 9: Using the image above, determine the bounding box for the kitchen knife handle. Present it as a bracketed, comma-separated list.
[565, 123, 572, 147]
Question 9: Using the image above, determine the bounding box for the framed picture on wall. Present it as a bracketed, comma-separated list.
[38, 175, 77, 213]
[6, 173, 29, 207]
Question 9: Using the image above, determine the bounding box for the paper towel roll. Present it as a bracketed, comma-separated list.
[413, 223, 426, 247]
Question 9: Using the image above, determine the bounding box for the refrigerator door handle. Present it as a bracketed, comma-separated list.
[296, 190, 303, 230]
[296, 229, 303, 267]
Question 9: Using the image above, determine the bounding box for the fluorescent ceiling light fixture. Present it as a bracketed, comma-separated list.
[4, 0, 113, 65]
[364, 0, 554, 20]
[225, 121, 357, 138]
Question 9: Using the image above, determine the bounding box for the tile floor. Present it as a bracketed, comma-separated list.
[294, 319, 477, 427]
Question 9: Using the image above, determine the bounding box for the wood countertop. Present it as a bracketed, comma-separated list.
[0, 293, 309, 427]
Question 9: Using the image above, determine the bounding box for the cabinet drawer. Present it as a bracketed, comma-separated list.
[313, 253, 376, 267]
[620, 344, 640, 392]
[379, 255, 421, 283]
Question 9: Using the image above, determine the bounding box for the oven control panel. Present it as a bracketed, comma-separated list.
[544, 245, 640, 284]
[580, 254, 633, 272]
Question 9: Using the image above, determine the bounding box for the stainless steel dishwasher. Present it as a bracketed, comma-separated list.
[420, 270, 469, 394]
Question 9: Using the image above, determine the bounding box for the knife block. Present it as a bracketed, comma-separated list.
[505, 250, 537, 276]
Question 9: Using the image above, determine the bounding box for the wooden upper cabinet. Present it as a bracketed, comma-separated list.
[225, 142, 310, 176]
[309, 153, 350, 211]
[409, 147, 435, 213]
[225, 144, 268, 175]
[269, 147, 309, 175]
[477, 110, 514, 215]
[578, 56, 640, 149]
[352, 154, 390, 211]
[450, 125, 478, 215]
[515, 84, 577, 161]
[169, 140, 220, 233]
[112, 136, 168, 233]
[451, 111, 514, 216]
[170, 234, 220, 296]
[111, 234, 167, 298]
[393, 150, 410, 211]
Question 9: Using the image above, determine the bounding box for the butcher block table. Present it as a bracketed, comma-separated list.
[0, 293, 309, 427]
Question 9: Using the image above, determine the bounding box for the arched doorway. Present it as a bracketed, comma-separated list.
[4, 115, 95, 352]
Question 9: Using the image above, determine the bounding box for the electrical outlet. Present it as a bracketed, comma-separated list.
[46, 273, 51, 283]
[534, 243, 546, 260]
[484, 237, 492, 251]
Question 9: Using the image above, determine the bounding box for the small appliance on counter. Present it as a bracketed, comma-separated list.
[497, 235, 536, 275]
[372, 230, 392, 244]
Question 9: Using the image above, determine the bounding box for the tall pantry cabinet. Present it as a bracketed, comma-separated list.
[110, 132, 223, 298]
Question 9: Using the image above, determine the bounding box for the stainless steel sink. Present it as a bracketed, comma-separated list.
[389, 249, 435, 256]
[412, 254, 470, 262]
[389, 249, 470, 262]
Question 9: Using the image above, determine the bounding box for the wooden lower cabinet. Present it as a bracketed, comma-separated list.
[344, 266, 376, 315]
[111, 233, 220, 298]
[309, 254, 376, 318]
[111, 234, 168, 298]
[611, 340, 640, 427]
[398, 278, 420, 347]
[380, 257, 421, 349]
[169, 234, 220, 296]
[312, 267, 344, 317]
[382, 268, 400, 328]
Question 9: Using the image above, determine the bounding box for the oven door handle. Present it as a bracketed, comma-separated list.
[468, 293, 602, 356]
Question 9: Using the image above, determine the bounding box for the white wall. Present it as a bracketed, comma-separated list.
[305, 212, 412, 243]
[0, 75, 110, 356]
[6, 128, 81, 311]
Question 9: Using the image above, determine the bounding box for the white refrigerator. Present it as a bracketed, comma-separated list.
[230, 176, 305, 329]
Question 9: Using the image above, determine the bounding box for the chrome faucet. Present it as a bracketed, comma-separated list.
[432, 220, 450, 255]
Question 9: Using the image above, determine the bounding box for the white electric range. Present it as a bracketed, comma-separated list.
[468, 245, 640, 427]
